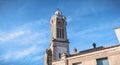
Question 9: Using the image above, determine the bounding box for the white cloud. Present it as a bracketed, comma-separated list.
[0, 18, 49, 44]
[67, 16, 72, 22]
[0, 18, 49, 63]
[32, 55, 44, 61]
[1, 53, 11, 62]
[0, 31, 27, 42]
[12, 31, 48, 45]
[0, 46, 43, 62]
[69, 20, 120, 39]
[21, 18, 49, 28]
[15, 46, 37, 58]
[37, 19, 49, 24]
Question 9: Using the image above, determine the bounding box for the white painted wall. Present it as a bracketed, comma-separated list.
[115, 27, 120, 43]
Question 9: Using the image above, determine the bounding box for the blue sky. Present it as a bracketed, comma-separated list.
[0, 0, 120, 65]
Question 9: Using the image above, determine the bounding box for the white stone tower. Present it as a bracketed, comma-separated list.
[44, 9, 69, 65]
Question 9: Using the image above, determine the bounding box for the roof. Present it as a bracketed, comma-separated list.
[69, 44, 120, 57]
[115, 27, 120, 29]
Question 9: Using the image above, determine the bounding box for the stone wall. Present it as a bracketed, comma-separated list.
[52, 45, 120, 65]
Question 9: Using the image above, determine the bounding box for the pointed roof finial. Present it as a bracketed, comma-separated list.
[57, 8, 60, 11]
[55, 8, 62, 15]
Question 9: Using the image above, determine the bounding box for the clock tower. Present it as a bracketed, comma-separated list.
[50, 9, 69, 61]
[44, 9, 69, 65]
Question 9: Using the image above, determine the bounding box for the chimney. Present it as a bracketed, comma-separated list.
[115, 27, 120, 43]
[74, 48, 77, 54]
[93, 42, 96, 48]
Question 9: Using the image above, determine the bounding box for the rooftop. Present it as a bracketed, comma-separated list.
[69, 44, 120, 57]
[115, 27, 120, 29]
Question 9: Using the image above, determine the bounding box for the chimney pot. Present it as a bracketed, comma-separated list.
[74, 48, 77, 54]
[93, 42, 96, 48]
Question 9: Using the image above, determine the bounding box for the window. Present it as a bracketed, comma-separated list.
[57, 28, 59, 38]
[61, 29, 64, 38]
[73, 62, 82, 65]
[59, 53, 61, 58]
[97, 58, 109, 65]
[60, 28, 62, 38]
[57, 28, 64, 39]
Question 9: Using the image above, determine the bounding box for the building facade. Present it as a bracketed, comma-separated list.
[44, 9, 120, 65]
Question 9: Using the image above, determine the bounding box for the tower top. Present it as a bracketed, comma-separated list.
[55, 8, 62, 16]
